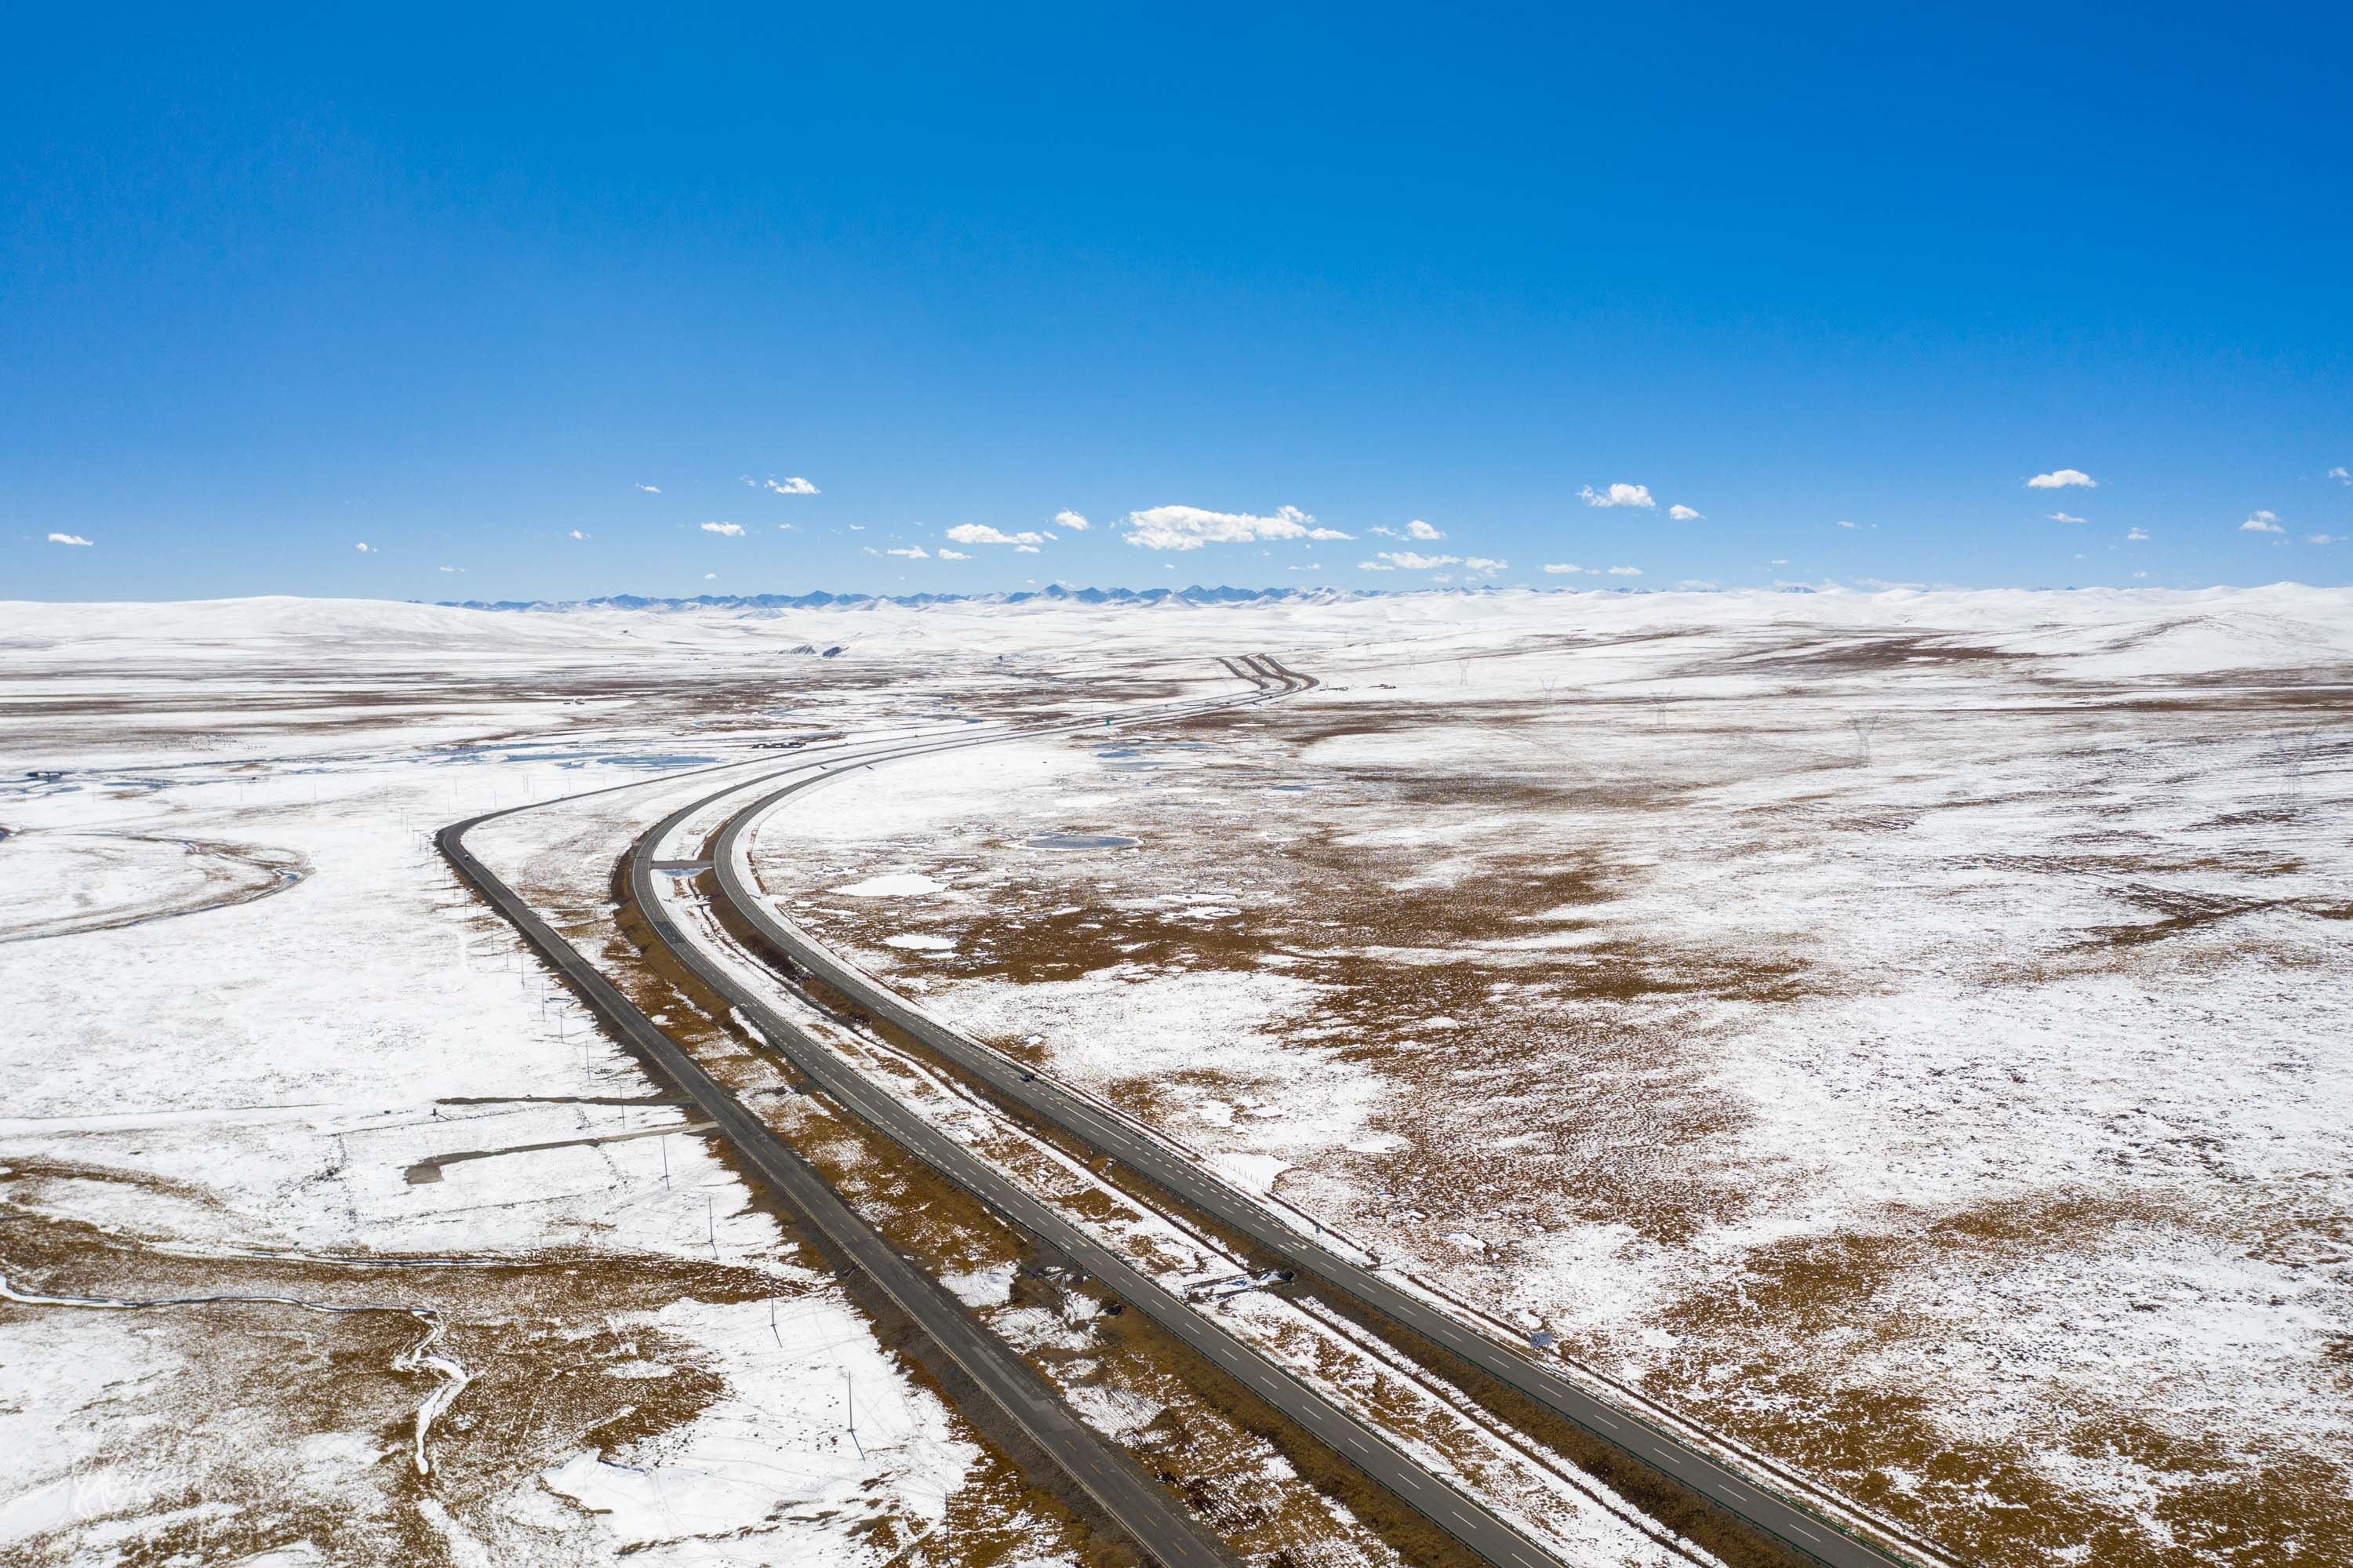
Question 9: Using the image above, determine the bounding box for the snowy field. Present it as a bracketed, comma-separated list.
[0, 598, 1113, 1568]
[3, 587, 2349, 1568]
[734, 585, 2353, 1568]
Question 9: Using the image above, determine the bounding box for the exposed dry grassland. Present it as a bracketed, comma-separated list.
[752, 624, 2353, 1568]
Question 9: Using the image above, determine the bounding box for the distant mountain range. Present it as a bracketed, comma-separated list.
[439, 584, 1424, 613]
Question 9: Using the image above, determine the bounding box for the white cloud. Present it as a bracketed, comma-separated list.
[437, 565, 463, 573]
[1676, 578, 1718, 590]
[1770, 558, 1789, 565]
[635, 482, 660, 493]
[767, 477, 819, 495]
[1856, 576, 1926, 591]
[1579, 482, 1655, 508]
[2126, 527, 2149, 540]
[2048, 511, 2087, 523]
[1403, 518, 1446, 540]
[945, 523, 1047, 546]
[355, 542, 373, 552]
[1541, 562, 1583, 574]
[704, 572, 718, 580]
[886, 545, 930, 559]
[1834, 519, 1857, 529]
[700, 521, 745, 537]
[1356, 559, 1395, 572]
[45, 532, 92, 547]
[1016, 544, 1040, 554]
[1121, 504, 1326, 550]
[1605, 565, 1642, 576]
[2329, 466, 2350, 486]
[2309, 533, 2342, 545]
[1288, 563, 1323, 572]
[2133, 571, 2148, 579]
[776, 522, 798, 533]
[2028, 468, 2098, 489]
[936, 548, 971, 560]
[1667, 504, 1703, 521]
[569, 529, 588, 540]
[1464, 556, 1507, 573]
[2240, 511, 2284, 533]
[1053, 509, 1090, 531]
[847, 525, 865, 532]
[1373, 551, 1460, 570]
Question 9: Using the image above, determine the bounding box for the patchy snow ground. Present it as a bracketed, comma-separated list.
[0, 597, 1119, 1568]
[733, 583, 2353, 1568]
[5, 586, 2351, 1568]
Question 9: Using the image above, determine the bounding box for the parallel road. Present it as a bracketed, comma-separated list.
[701, 657, 1952, 1568]
[439, 675, 1319, 1568]
[632, 657, 1594, 1568]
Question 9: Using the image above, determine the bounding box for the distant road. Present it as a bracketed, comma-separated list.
[695, 656, 1949, 1568]
[439, 675, 1311, 1568]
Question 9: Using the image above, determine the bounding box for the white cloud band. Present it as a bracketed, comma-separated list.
[1122, 504, 1346, 550]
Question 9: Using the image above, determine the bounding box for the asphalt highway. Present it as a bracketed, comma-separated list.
[630, 659, 1595, 1568]
[696, 659, 1947, 1568]
[439, 681, 1316, 1568]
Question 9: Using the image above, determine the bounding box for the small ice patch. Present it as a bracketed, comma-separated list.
[884, 933, 955, 951]
[831, 872, 943, 897]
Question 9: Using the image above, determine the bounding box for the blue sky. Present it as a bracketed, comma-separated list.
[6, 2, 2349, 601]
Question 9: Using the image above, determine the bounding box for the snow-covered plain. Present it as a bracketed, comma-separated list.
[0, 598, 1118, 1568]
[4, 586, 2349, 1568]
[732, 584, 2353, 1568]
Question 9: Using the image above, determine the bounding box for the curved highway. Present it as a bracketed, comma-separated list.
[440, 671, 1307, 1568]
[695, 656, 1951, 1568]
[631, 657, 1599, 1568]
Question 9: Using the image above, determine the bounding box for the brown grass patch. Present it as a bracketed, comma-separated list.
[0, 1184, 767, 1567]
